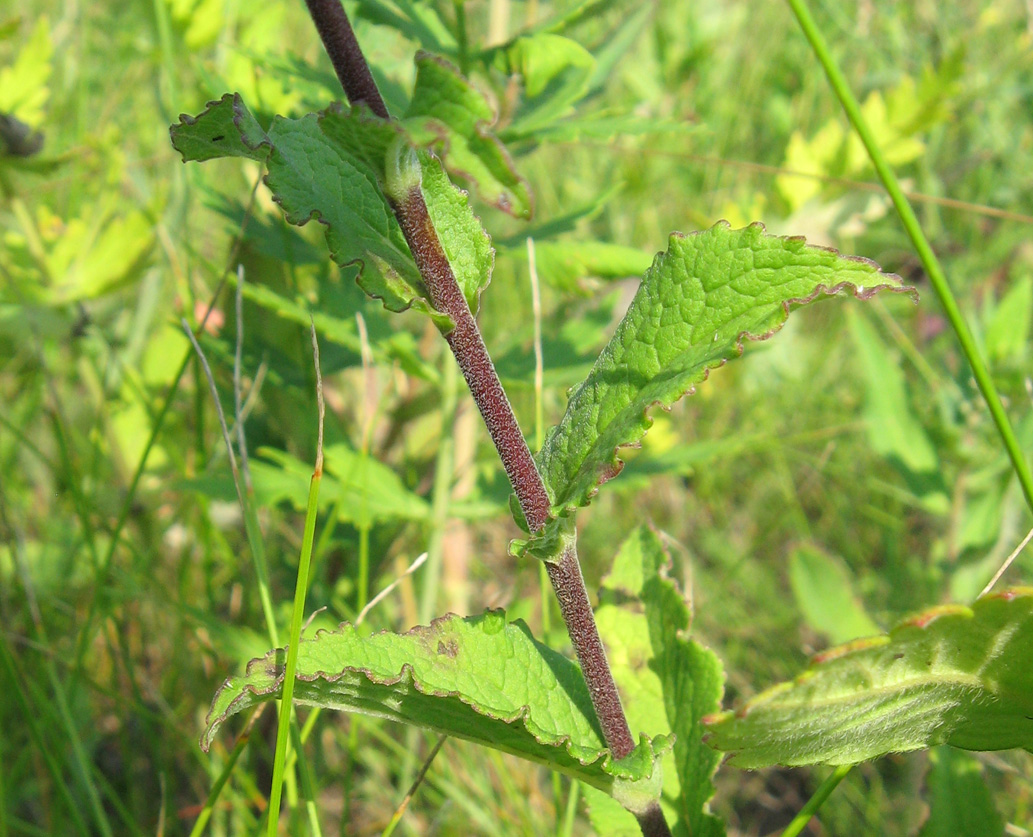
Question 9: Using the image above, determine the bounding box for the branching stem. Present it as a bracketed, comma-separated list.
[301, 3, 667, 834]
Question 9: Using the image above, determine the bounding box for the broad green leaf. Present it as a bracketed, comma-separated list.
[704, 588, 1033, 767]
[530, 223, 910, 548]
[259, 446, 431, 525]
[170, 93, 270, 162]
[788, 544, 879, 645]
[177, 446, 430, 525]
[918, 747, 1004, 837]
[405, 52, 532, 217]
[596, 528, 725, 836]
[171, 96, 493, 324]
[0, 17, 52, 127]
[202, 610, 669, 795]
[985, 273, 1032, 364]
[4, 202, 154, 304]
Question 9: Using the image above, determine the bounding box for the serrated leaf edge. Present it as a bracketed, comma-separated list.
[170, 92, 273, 159]
[201, 610, 664, 784]
[534, 222, 916, 541]
[701, 586, 1033, 728]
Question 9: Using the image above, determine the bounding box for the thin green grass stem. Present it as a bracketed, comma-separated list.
[786, 0, 1033, 520]
[242, 497, 280, 647]
[560, 780, 580, 837]
[780, 764, 852, 837]
[0, 634, 91, 836]
[187, 715, 254, 837]
[267, 468, 323, 837]
[527, 238, 553, 642]
[399, 356, 459, 790]
[419, 356, 459, 625]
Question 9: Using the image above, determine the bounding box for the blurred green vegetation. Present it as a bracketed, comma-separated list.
[2, 1, 1032, 835]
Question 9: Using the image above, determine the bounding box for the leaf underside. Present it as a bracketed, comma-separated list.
[201, 610, 667, 792]
[170, 93, 493, 325]
[704, 588, 1033, 767]
[528, 222, 913, 552]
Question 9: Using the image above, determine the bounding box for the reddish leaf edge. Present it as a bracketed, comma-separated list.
[701, 586, 1033, 728]
[171, 93, 494, 323]
[200, 609, 670, 786]
[527, 221, 917, 542]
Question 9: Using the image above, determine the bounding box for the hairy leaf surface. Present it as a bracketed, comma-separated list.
[531, 223, 911, 547]
[171, 95, 492, 324]
[704, 589, 1033, 767]
[202, 610, 668, 792]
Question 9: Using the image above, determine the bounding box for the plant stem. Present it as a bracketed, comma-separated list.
[301, 3, 661, 831]
[787, 0, 1033, 521]
[780, 764, 852, 837]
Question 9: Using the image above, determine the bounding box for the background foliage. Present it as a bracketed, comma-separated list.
[2, 1, 1032, 834]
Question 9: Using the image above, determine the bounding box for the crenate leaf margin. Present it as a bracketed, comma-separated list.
[703, 588, 1033, 768]
[170, 94, 494, 325]
[201, 610, 670, 794]
[522, 222, 915, 555]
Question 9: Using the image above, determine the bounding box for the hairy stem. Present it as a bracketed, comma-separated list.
[300, 4, 662, 829]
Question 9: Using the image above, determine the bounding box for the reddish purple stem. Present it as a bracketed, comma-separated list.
[299, 7, 670, 835]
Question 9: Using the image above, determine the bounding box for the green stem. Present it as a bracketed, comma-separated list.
[780, 765, 852, 837]
[267, 327, 325, 836]
[786, 0, 1033, 519]
[267, 468, 323, 836]
[419, 357, 459, 624]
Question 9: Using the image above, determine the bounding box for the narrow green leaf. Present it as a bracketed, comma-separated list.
[788, 544, 880, 645]
[918, 747, 1004, 837]
[597, 528, 725, 836]
[405, 51, 532, 218]
[847, 308, 943, 479]
[171, 98, 493, 324]
[202, 610, 669, 793]
[532, 222, 911, 548]
[704, 588, 1033, 767]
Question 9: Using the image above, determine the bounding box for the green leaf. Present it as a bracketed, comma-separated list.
[788, 544, 880, 645]
[704, 588, 1033, 767]
[0, 17, 52, 127]
[530, 223, 911, 549]
[918, 747, 1004, 837]
[504, 33, 596, 138]
[170, 92, 271, 162]
[525, 240, 654, 294]
[258, 446, 431, 526]
[171, 96, 493, 324]
[985, 273, 1032, 364]
[405, 51, 532, 218]
[202, 610, 669, 794]
[596, 527, 725, 836]
[582, 784, 642, 836]
[847, 309, 939, 470]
